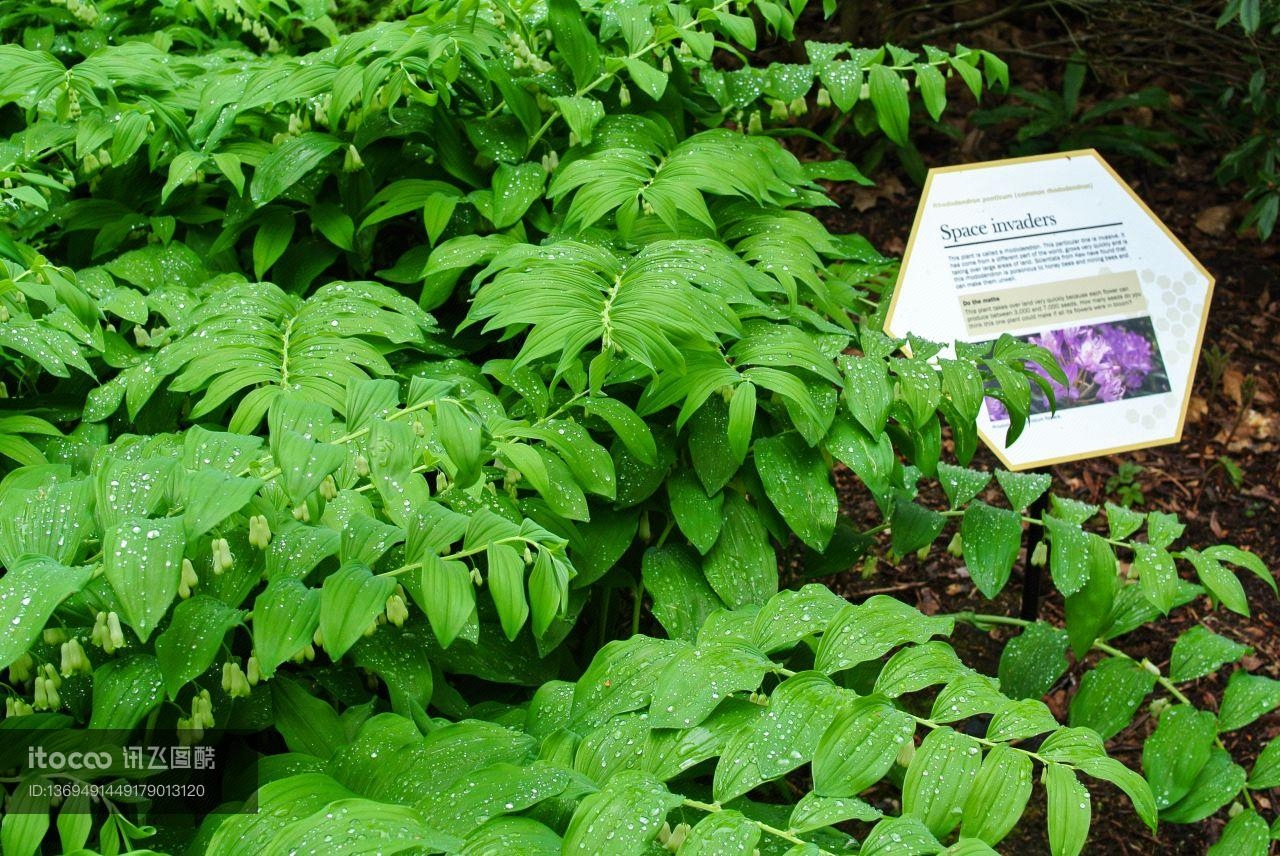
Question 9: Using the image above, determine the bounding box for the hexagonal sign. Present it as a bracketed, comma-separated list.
[885, 149, 1213, 470]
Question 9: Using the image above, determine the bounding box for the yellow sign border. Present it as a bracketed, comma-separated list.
[884, 149, 1215, 471]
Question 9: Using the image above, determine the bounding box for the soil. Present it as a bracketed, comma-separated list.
[777, 3, 1280, 853]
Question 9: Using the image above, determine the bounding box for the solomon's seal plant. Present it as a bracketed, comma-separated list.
[0, 0, 1273, 854]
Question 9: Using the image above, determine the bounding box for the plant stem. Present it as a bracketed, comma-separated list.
[680, 798, 837, 854]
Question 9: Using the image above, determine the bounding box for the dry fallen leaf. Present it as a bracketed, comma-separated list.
[1195, 205, 1233, 236]
[1186, 394, 1209, 423]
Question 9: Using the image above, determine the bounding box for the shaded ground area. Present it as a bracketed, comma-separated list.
[782, 3, 1280, 852]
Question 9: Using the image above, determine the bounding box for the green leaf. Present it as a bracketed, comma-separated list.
[1062, 534, 1119, 658]
[562, 770, 680, 854]
[1134, 543, 1178, 614]
[276, 430, 347, 507]
[890, 499, 946, 556]
[89, 655, 164, 730]
[310, 202, 355, 252]
[1045, 763, 1091, 856]
[1204, 544, 1276, 595]
[2, 783, 49, 856]
[205, 772, 358, 854]
[491, 162, 546, 229]
[726, 382, 756, 465]
[1145, 510, 1185, 550]
[997, 621, 1070, 700]
[271, 675, 345, 760]
[815, 596, 953, 674]
[903, 727, 984, 838]
[154, 595, 242, 699]
[253, 209, 296, 279]
[677, 810, 760, 855]
[252, 579, 321, 679]
[915, 62, 947, 120]
[859, 814, 942, 856]
[643, 544, 724, 643]
[1103, 502, 1144, 540]
[419, 552, 476, 648]
[420, 762, 583, 836]
[754, 433, 837, 550]
[875, 640, 969, 697]
[995, 469, 1051, 513]
[181, 470, 263, 538]
[936, 463, 990, 508]
[459, 817, 562, 855]
[1184, 549, 1250, 616]
[1161, 748, 1246, 823]
[487, 543, 529, 641]
[0, 555, 91, 671]
[811, 695, 915, 796]
[961, 502, 1022, 597]
[623, 58, 668, 100]
[750, 671, 849, 780]
[585, 398, 657, 466]
[1045, 515, 1091, 597]
[789, 792, 881, 833]
[1067, 656, 1156, 740]
[547, 0, 602, 91]
[251, 132, 342, 207]
[667, 471, 724, 555]
[1142, 705, 1217, 809]
[1248, 739, 1280, 789]
[571, 636, 687, 729]
[1219, 670, 1280, 732]
[1207, 809, 1269, 856]
[649, 642, 771, 728]
[987, 698, 1060, 741]
[103, 517, 185, 643]
[960, 744, 1032, 845]
[266, 797, 460, 854]
[704, 494, 777, 609]
[868, 64, 910, 146]
[319, 562, 396, 661]
[750, 584, 847, 654]
[841, 355, 892, 435]
[1169, 625, 1251, 682]
[553, 96, 606, 145]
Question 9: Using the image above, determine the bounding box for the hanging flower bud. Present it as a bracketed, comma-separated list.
[211, 538, 233, 575]
[816, 87, 832, 108]
[747, 111, 763, 134]
[618, 83, 631, 107]
[1030, 541, 1048, 567]
[292, 502, 310, 522]
[43, 628, 68, 646]
[788, 96, 808, 117]
[91, 612, 108, 648]
[343, 144, 364, 172]
[222, 661, 251, 698]
[8, 652, 34, 684]
[318, 475, 338, 500]
[895, 737, 916, 767]
[60, 639, 90, 677]
[385, 594, 409, 627]
[246, 655, 262, 686]
[946, 532, 964, 558]
[249, 515, 272, 549]
[107, 612, 125, 652]
[312, 626, 324, 648]
[470, 566, 484, 587]
[179, 558, 199, 598]
[362, 620, 378, 638]
[355, 454, 370, 477]
[6, 697, 34, 717]
[34, 676, 51, 710]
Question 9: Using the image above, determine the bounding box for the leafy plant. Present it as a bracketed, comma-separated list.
[1105, 461, 1146, 508]
[0, 0, 1274, 854]
[970, 54, 1177, 167]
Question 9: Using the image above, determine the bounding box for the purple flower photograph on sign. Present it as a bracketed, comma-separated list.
[985, 316, 1170, 421]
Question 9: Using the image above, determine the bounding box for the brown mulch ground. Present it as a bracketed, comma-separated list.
[779, 3, 1280, 853]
